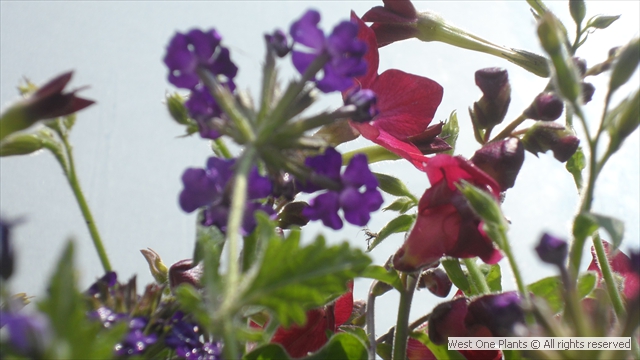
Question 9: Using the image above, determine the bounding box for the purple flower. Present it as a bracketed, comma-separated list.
[178, 157, 274, 235]
[1, 217, 16, 280]
[535, 233, 568, 267]
[301, 148, 383, 230]
[344, 88, 379, 122]
[88, 306, 127, 328]
[114, 317, 157, 357]
[164, 29, 238, 140]
[0, 310, 51, 357]
[165, 312, 222, 360]
[86, 271, 118, 296]
[290, 10, 367, 93]
[524, 92, 564, 121]
[265, 29, 290, 58]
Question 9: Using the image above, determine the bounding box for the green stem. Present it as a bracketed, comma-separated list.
[462, 258, 490, 294]
[500, 235, 529, 302]
[222, 317, 240, 360]
[60, 135, 112, 273]
[489, 114, 528, 142]
[592, 232, 626, 318]
[392, 273, 418, 360]
[367, 282, 377, 360]
[211, 138, 232, 159]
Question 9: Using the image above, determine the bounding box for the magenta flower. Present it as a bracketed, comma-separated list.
[393, 155, 503, 272]
[290, 10, 367, 93]
[346, 13, 446, 171]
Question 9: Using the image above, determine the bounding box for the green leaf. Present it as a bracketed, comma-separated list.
[577, 271, 597, 298]
[528, 275, 564, 313]
[527, 272, 596, 313]
[238, 230, 371, 327]
[441, 110, 459, 155]
[590, 213, 625, 251]
[565, 147, 585, 190]
[573, 212, 598, 242]
[376, 343, 392, 360]
[373, 172, 417, 201]
[382, 196, 416, 214]
[193, 210, 225, 264]
[479, 263, 502, 292]
[368, 214, 415, 252]
[342, 145, 401, 165]
[360, 265, 403, 292]
[442, 258, 471, 295]
[244, 333, 368, 360]
[410, 331, 466, 360]
[569, 0, 586, 27]
[586, 14, 621, 29]
[174, 284, 210, 329]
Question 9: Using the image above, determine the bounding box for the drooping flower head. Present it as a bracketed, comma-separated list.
[179, 157, 274, 235]
[344, 13, 447, 171]
[290, 10, 367, 93]
[300, 148, 383, 230]
[393, 154, 502, 272]
[163, 29, 238, 140]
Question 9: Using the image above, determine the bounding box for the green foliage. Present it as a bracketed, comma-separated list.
[479, 263, 503, 293]
[244, 333, 368, 360]
[573, 212, 625, 251]
[442, 258, 471, 295]
[527, 272, 597, 313]
[382, 196, 416, 214]
[565, 147, 586, 190]
[37, 241, 127, 359]
[342, 145, 401, 165]
[236, 224, 371, 327]
[361, 265, 403, 292]
[373, 172, 418, 201]
[441, 110, 459, 155]
[367, 214, 415, 252]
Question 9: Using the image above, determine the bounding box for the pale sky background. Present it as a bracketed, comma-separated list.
[1, 0, 638, 340]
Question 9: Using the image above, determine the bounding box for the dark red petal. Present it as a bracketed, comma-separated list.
[34, 71, 73, 99]
[588, 243, 639, 300]
[351, 12, 379, 88]
[371, 69, 443, 139]
[271, 309, 329, 358]
[382, 0, 418, 20]
[370, 23, 419, 48]
[406, 337, 437, 360]
[334, 281, 354, 327]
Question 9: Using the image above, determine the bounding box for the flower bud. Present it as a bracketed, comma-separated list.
[428, 297, 469, 344]
[0, 71, 94, 141]
[265, 29, 290, 58]
[471, 137, 525, 191]
[169, 259, 203, 290]
[572, 57, 587, 77]
[277, 201, 309, 229]
[344, 88, 379, 123]
[418, 268, 452, 297]
[609, 37, 639, 94]
[587, 14, 621, 30]
[1, 217, 16, 280]
[166, 92, 192, 126]
[521, 122, 580, 162]
[467, 292, 524, 337]
[524, 92, 564, 121]
[140, 248, 169, 285]
[569, 0, 586, 27]
[608, 90, 639, 154]
[581, 82, 595, 104]
[0, 133, 45, 157]
[87, 271, 118, 296]
[471, 68, 511, 129]
[535, 233, 568, 267]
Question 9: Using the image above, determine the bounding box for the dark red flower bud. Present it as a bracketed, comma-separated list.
[428, 297, 469, 344]
[169, 259, 203, 290]
[572, 57, 587, 77]
[521, 122, 580, 162]
[361, 0, 419, 47]
[466, 292, 524, 337]
[535, 233, 568, 267]
[471, 68, 511, 129]
[524, 92, 564, 121]
[265, 29, 290, 58]
[405, 122, 452, 155]
[418, 268, 452, 297]
[471, 137, 525, 191]
[581, 82, 596, 104]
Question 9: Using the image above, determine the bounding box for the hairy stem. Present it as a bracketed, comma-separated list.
[392, 274, 418, 360]
[462, 258, 490, 294]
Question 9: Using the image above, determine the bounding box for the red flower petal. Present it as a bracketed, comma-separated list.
[588, 242, 639, 300]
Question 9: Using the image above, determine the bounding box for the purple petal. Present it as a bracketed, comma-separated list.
[179, 168, 219, 212]
[290, 10, 324, 50]
[209, 47, 238, 80]
[340, 187, 383, 226]
[303, 191, 343, 230]
[248, 168, 273, 199]
[291, 51, 319, 75]
[342, 154, 378, 189]
[186, 29, 216, 62]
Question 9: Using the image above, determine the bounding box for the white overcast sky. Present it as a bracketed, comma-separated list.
[1, 1, 638, 335]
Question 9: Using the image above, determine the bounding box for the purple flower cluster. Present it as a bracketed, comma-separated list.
[300, 147, 383, 230]
[114, 318, 158, 357]
[165, 312, 222, 360]
[179, 157, 274, 235]
[164, 29, 238, 139]
[0, 310, 51, 357]
[290, 10, 367, 93]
